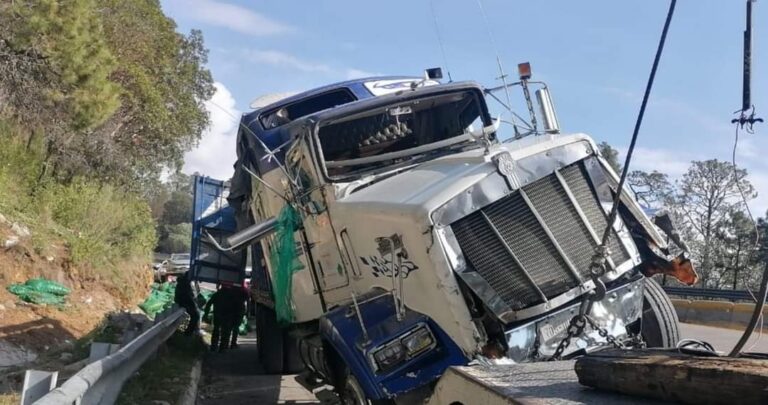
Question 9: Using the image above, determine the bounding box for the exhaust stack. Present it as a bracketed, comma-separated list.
[536, 88, 560, 134]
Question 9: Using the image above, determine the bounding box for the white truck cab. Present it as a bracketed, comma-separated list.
[190, 70, 694, 404]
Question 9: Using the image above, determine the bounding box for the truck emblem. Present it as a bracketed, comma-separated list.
[359, 256, 418, 278]
[493, 152, 521, 189]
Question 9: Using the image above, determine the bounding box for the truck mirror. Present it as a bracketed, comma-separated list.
[426, 67, 443, 80]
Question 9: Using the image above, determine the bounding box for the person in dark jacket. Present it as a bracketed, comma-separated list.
[174, 271, 200, 336]
[229, 284, 249, 349]
[204, 284, 247, 352]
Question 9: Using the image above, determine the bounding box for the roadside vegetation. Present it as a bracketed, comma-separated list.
[0, 0, 213, 302]
[117, 332, 205, 405]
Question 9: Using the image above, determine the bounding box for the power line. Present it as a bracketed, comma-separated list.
[429, 0, 453, 82]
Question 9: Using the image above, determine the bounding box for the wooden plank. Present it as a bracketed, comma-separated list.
[575, 349, 768, 404]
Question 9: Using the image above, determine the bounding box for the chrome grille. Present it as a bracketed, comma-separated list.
[559, 164, 631, 265]
[451, 160, 630, 311]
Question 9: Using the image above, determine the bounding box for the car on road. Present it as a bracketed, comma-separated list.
[153, 253, 191, 282]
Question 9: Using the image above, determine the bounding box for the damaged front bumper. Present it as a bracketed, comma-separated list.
[504, 276, 645, 362]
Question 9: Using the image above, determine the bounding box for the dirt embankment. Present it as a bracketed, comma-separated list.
[0, 215, 152, 366]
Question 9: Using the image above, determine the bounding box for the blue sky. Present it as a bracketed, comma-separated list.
[163, 0, 768, 214]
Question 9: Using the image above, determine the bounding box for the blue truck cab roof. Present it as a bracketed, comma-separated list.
[236, 76, 491, 176]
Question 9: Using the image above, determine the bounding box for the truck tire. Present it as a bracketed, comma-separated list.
[256, 304, 284, 374]
[340, 375, 368, 405]
[339, 374, 394, 405]
[255, 304, 304, 374]
[283, 332, 305, 374]
[641, 278, 680, 348]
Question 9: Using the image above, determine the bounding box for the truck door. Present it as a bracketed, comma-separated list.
[286, 141, 350, 292]
[190, 176, 247, 284]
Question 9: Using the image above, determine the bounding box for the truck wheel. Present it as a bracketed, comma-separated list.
[340, 375, 368, 405]
[283, 332, 305, 374]
[641, 278, 680, 347]
[256, 304, 284, 374]
[255, 304, 305, 374]
[339, 374, 394, 405]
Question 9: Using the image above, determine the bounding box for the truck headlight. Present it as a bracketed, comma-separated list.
[370, 324, 436, 372]
[402, 326, 434, 356]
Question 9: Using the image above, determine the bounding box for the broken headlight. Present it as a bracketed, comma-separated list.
[370, 324, 436, 372]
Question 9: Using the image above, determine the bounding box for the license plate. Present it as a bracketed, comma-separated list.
[538, 318, 569, 342]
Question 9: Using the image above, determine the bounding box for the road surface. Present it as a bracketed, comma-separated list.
[194, 323, 767, 404]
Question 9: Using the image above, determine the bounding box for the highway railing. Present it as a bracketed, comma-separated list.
[662, 286, 756, 302]
[28, 306, 185, 405]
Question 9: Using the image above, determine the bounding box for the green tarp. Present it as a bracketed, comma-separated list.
[270, 204, 303, 325]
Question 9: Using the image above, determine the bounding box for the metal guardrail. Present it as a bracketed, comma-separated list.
[31, 307, 186, 405]
[663, 286, 756, 301]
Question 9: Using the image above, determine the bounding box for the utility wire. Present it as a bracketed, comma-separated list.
[474, 0, 520, 136]
[599, 0, 677, 248]
[429, 0, 453, 82]
[732, 124, 760, 247]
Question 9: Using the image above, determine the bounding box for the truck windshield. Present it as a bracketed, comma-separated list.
[318, 90, 486, 179]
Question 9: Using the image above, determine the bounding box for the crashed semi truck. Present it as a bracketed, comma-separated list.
[190, 68, 695, 404]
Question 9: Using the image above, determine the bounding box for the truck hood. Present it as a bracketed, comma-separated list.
[334, 134, 597, 226]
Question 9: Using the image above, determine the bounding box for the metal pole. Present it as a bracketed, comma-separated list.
[742, 0, 754, 112]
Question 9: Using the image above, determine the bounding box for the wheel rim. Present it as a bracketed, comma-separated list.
[341, 375, 367, 405]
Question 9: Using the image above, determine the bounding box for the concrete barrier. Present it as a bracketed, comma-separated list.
[672, 299, 768, 330]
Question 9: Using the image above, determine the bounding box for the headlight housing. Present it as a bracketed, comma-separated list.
[370, 324, 436, 372]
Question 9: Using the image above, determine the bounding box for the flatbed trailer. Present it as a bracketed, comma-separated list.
[428, 361, 658, 405]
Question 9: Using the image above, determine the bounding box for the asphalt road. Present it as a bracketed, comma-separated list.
[195, 323, 767, 404]
[679, 322, 768, 353]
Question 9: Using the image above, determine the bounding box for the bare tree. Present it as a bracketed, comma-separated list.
[675, 159, 755, 287]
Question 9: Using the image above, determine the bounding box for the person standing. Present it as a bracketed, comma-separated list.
[174, 271, 200, 336]
[229, 283, 249, 349]
[204, 284, 241, 352]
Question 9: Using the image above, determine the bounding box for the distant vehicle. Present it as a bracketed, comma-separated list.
[153, 253, 191, 282]
[167, 253, 191, 272]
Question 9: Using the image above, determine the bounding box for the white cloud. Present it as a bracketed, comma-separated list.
[241, 48, 378, 80]
[620, 146, 694, 178]
[344, 68, 378, 79]
[243, 49, 332, 73]
[165, 0, 293, 36]
[183, 82, 240, 180]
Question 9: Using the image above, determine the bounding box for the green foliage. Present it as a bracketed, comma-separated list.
[11, 0, 121, 129]
[38, 180, 156, 266]
[597, 141, 622, 173]
[0, 120, 156, 269]
[1, 0, 214, 188]
[96, 1, 214, 181]
[161, 191, 193, 226]
[157, 222, 192, 253]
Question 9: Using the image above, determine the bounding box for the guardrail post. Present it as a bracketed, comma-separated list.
[33, 308, 187, 405]
[89, 343, 120, 363]
[20, 370, 57, 405]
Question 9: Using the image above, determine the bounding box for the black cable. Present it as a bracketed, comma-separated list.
[730, 262, 768, 356]
[599, 0, 677, 247]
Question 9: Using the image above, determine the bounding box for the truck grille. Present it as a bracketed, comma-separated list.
[451, 160, 630, 311]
